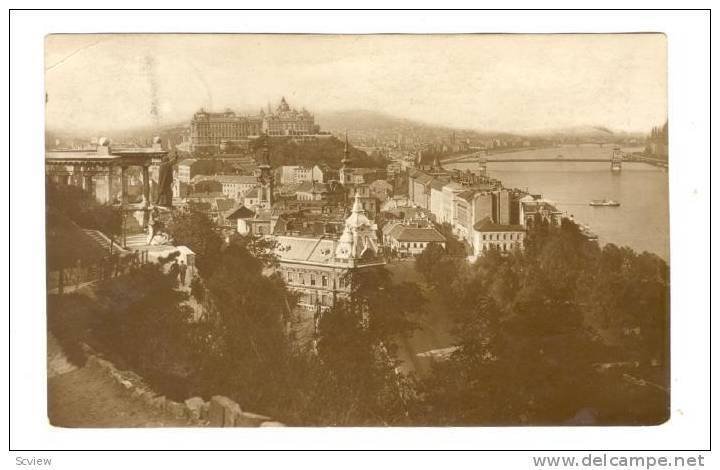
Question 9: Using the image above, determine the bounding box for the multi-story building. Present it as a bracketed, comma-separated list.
[177, 159, 200, 184]
[453, 191, 475, 242]
[189, 110, 263, 152]
[472, 217, 526, 255]
[275, 194, 385, 311]
[189, 97, 320, 152]
[263, 97, 319, 136]
[191, 174, 259, 200]
[518, 195, 564, 227]
[439, 182, 465, 225]
[382, 221, 446, 257]
[408, 169, 434, 209]
[277, 165, 325, 185]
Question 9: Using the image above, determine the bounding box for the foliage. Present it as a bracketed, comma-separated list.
[46, 255, 196, 398]
[165, 209, 224, 277]
[227, 233, 279, 268]
[418, 218, 669, 425]
[186, 240, 294, 414]
[436, 222, 469, 256]
[253, 136, 387, 169]
[310, 266, 425, 425]
[46, 181, 122, 238]
[90, 257, 193, 375]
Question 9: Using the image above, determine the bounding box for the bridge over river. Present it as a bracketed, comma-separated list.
[441, 151, 667, 169]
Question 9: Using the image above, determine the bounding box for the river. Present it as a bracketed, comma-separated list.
[445, 145, 669, 261]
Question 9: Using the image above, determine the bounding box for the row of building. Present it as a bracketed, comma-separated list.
[407, 160, 563, 256]
[188, 97, 323, 153]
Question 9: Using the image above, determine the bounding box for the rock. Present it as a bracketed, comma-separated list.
[166, 401, 186, 418]
[142, 391, 158, 406]
[96, 358, 114, 372]
[260, 421, 285, 427]
[150, 396, 167, 411]
[120, 380, 133, 390]
[184, 397, 205, 420]
[131, 388, 149, 401]
[85, 356, 101, 369]
[235, 411, 272, 427]
[208, 396, 241, 427]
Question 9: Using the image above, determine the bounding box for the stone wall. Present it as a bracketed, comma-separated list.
[83, 350, 283, 427]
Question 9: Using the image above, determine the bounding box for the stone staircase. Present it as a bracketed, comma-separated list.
[81, 229, 127, 254]
[124, 233, 150, 249]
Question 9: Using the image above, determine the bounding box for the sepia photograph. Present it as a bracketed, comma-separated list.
[42, 32, 672, 429]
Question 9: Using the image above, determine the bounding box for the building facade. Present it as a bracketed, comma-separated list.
[472, 217, 526, 255]
[275, 194, 385, 311]
[190, 97, 320, 152]
[189, 110, 263, 152]
[262, 97, 318, 136]
[383, 222, 446, 256]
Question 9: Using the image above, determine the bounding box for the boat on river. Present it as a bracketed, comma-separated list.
[590, 199, 620, 207]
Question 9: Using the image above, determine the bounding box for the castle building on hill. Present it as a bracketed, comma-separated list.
[189, 97, 320, 152]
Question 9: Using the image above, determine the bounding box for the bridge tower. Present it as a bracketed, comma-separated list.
[478, 155, 488, 176]
[611, 147, 622, 172]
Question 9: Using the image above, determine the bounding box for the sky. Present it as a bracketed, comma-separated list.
[45, 34, 667, 134]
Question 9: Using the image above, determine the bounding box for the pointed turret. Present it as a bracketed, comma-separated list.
[258, 134, 271, 169]
[351, 192, 364, 215]
[432, 155, 442, 170]
[341, 132, 351, 167]
[257, 134, 273, 208]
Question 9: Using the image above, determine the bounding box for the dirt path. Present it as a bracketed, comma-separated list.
[47, 335, 192, 428]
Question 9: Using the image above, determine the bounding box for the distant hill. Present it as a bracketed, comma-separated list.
[523, 125, 644, 141]
[317, 109, 428, 133]
[315, 110, 640, 142]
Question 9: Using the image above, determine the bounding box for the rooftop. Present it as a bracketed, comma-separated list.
[473, 217, 526, 232]
[388, 225, 446, 243]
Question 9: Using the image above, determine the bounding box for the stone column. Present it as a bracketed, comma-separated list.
[105, 168, 113, 204]
[142, 165, 151, 227]
[120, 166, 128, 204]
[82, 174, 94, 193]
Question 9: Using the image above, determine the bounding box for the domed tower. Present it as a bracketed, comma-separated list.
[96, 136, 111, 155]
[334, 193, 379, 266]
[257, 134, 274, 208]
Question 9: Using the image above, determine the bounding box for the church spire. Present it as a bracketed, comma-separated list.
[351, 192, 364, 214]
[257, 134, 273, 208]
[341, 131, 351, 167]
[258, 134, 271, 168]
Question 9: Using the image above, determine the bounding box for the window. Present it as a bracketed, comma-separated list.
[299, 274, 305, 285]
[482, 234, 486, 241]
[287, 272, 293, 283]
[310, 274, 316, 286]
[339, 277, 345, 289]
[322, 276, 328, 287]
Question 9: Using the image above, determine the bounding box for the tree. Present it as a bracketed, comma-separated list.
[415, 242, 446, 282]
[310, 266, 426, 425]
[420, 218, 669, 425]
[166, 209, 224, 277]
[46, 180, 122, 243]
[89, 253, 194, 376]
[187, 240, 296, 415]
